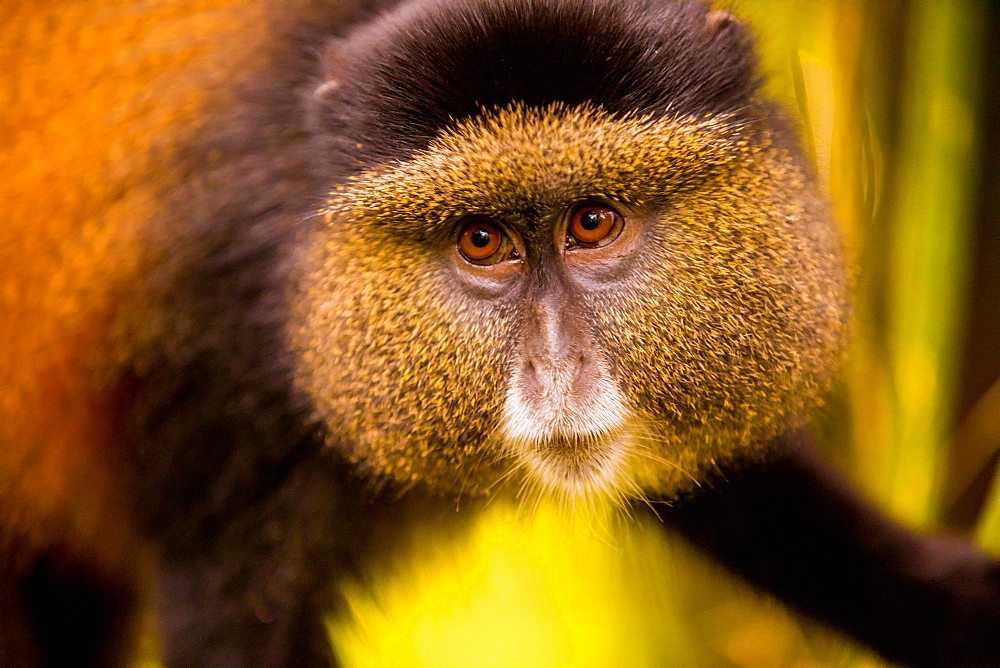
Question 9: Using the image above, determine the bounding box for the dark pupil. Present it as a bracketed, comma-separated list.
[580, 211, 601, 231]
[470, 227, 492, 248]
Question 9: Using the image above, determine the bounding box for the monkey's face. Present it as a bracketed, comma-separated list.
[293, 105, 847, 501]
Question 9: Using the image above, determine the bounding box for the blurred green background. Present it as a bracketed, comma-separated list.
[327, 2, 1000, 666]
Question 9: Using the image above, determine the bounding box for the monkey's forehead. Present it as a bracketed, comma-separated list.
[325, 104, 764, 228]
[315, 0, 760, 171]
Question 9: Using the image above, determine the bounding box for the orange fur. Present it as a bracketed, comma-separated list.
[0, 0, 275, 577]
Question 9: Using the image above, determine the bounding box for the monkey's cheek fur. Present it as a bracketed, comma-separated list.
[292, 227, 520, 494]
[590, 223, 848, 494]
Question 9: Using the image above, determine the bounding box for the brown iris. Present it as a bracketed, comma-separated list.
[568, 203, 623, 247]
[458, 220, 506, 264]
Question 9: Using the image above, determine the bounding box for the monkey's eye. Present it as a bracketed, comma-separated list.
[567, 202, 623, 248]
[457, 220, 513, 265]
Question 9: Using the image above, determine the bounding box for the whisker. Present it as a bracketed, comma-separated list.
[628, 435, 702, 487]
[486, 458, 526, 494]
[623, 476, 663, 523]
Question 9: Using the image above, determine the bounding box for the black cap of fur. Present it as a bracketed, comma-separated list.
[313, 0, 760, 172]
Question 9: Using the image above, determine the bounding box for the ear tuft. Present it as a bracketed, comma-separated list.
[314, 38, 346, 102]
[313, 78, 339, 102]
[704, 10, 737, 37]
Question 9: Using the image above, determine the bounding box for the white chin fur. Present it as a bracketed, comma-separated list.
[500, 364, 632, 496]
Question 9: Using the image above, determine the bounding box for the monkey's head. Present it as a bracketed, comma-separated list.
[291, 0, 848, 502]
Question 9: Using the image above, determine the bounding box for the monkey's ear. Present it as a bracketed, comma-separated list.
[704, 9, 738, 38]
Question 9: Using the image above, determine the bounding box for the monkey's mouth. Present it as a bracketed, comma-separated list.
[499, 351, 635, 495]
[505, 428, 633, 497]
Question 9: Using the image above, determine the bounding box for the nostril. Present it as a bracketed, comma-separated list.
[573, 351, 590, 382]
[521, 348, 593, 390]
[524, 356, 537, 380]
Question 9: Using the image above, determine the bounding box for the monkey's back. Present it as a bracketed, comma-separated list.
[0, 0, 355, 587]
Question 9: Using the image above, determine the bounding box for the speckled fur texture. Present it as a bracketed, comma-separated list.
[295, 104, 847, 499]
[2, 1, 999, 666]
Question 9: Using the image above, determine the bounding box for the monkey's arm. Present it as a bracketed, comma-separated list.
[149, 447, 387, 667]
[658, 430, 1000, 666]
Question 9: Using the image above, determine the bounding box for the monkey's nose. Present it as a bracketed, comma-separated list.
[522, 347, 593, 396]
